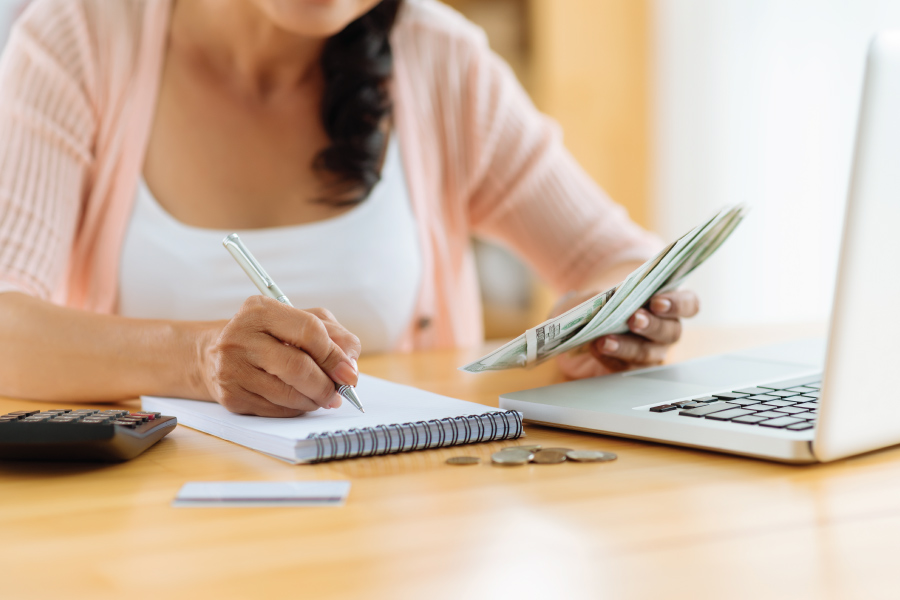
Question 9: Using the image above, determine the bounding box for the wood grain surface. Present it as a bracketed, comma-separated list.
[4, 323, 900, 600]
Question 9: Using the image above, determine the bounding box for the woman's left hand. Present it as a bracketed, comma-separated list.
[555, 290, 700, 379]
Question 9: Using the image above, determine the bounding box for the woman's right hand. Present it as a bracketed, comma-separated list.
[199, 296, 361, 417]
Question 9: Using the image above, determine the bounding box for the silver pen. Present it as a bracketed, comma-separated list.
[222, 233, 365, 413]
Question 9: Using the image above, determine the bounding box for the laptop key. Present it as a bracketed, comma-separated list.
[758, 375, 823, 390]
[649, 404, 678, 413]
[712, 393, 750, 400]
[680, 402, 708, 409]
[773, 406, 807, 414]
[705, 408, 755, 421]
[758, 416, 805, 428]
[766, 400, 800, 407]
[731, 415, 770, 424]
[769, 391, 802, 398]
[679, 402, 737, 418]
[787, 386, 818, 393]
[751, 411, 786, 419]
[729, 399, 763, 407]
[786, 422, 815, 431]
[790, 412, 816, 420]
[747, 394, 780, 401]
[733, 387, 773, 395]
[795, 402, 818, 410]
[691, 396, 718, 403]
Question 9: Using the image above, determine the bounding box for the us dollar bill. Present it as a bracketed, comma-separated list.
[459, 287, 616, 373]
[460, 204, 746, 372]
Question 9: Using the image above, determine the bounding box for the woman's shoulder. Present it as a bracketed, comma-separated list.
[13, 0, 162, 81]
[17, 0, 152, 43]
[11, 0, 168, 113]
[394, 0, 489, 52]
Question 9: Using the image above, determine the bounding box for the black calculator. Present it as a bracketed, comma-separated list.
[0, 409, 177, 461]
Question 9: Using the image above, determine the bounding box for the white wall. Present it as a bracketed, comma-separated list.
[652, 0, 900, 326]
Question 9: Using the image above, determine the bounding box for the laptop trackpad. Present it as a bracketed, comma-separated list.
[626, 356, 815, 388]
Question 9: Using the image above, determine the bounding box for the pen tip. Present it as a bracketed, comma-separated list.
[339, 385, 366, 413]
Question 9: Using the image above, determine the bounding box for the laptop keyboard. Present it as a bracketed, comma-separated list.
[648, 374, 822, 432]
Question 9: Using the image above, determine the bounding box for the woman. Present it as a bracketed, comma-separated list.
[0, 0, 698, 416]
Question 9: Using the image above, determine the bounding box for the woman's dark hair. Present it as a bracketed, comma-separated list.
[315, 0, 404, 205]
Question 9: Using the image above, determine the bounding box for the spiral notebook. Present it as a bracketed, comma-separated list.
[142, 374, 523, 463]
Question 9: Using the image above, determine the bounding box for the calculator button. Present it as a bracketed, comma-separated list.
[73, 409, 100, 415]
[111, 420, 138, 428]
[7, 411, 38, 417]
[132, 412, 160, 420]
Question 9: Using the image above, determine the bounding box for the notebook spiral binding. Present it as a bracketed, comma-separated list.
[307, 410, 523, 462]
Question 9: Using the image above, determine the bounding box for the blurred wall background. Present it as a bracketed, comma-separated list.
[452, 0, 900, 336]
[2, 1, 899, 337]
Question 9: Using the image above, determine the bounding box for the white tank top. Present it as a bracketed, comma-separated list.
[118, 137, 422, 354]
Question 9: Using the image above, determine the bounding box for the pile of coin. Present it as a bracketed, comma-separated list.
[445, 445, 617, 466]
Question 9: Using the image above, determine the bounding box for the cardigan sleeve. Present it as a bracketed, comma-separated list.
[460, 34, 662, 294]
[0, 0, 96, 300]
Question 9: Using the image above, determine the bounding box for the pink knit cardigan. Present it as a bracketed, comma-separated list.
[0, 0, 660, 351]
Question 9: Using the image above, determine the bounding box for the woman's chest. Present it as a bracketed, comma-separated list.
[120, 137, 422, 353]
[142, 57, 351, 229]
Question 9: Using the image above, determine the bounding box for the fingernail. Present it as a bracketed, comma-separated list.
[333, 361, 356, 386]
[602, 338, 619, 354]
[652, 297, 672, 314]
[632, 312, 650, 331]
[350, 357, 358, 374]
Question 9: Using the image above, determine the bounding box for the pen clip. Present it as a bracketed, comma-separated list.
[223, 233, 274, 288]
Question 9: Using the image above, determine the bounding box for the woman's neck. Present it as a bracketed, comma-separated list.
[170, 0, 325, 102]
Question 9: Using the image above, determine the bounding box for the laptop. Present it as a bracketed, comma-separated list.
[499, 31, 900, 464]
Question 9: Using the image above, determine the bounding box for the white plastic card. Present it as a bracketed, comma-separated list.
[173, 481, 350, 507]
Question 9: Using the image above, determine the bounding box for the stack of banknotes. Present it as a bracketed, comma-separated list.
[460, 204, 746, 373]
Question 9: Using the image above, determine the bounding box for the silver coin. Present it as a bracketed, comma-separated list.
[491, 449, 533, 465]
[531, 450, 567, 464]
[565, 450, 618, 462]
[542, 447, 574, 454]
[446, 456, 481, 466]
[500, 444, 542, 453]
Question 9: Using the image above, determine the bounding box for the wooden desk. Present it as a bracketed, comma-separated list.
[4, 324, 900, 600]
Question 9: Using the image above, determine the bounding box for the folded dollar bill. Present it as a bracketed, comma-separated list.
[460, 204, 746, 373]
